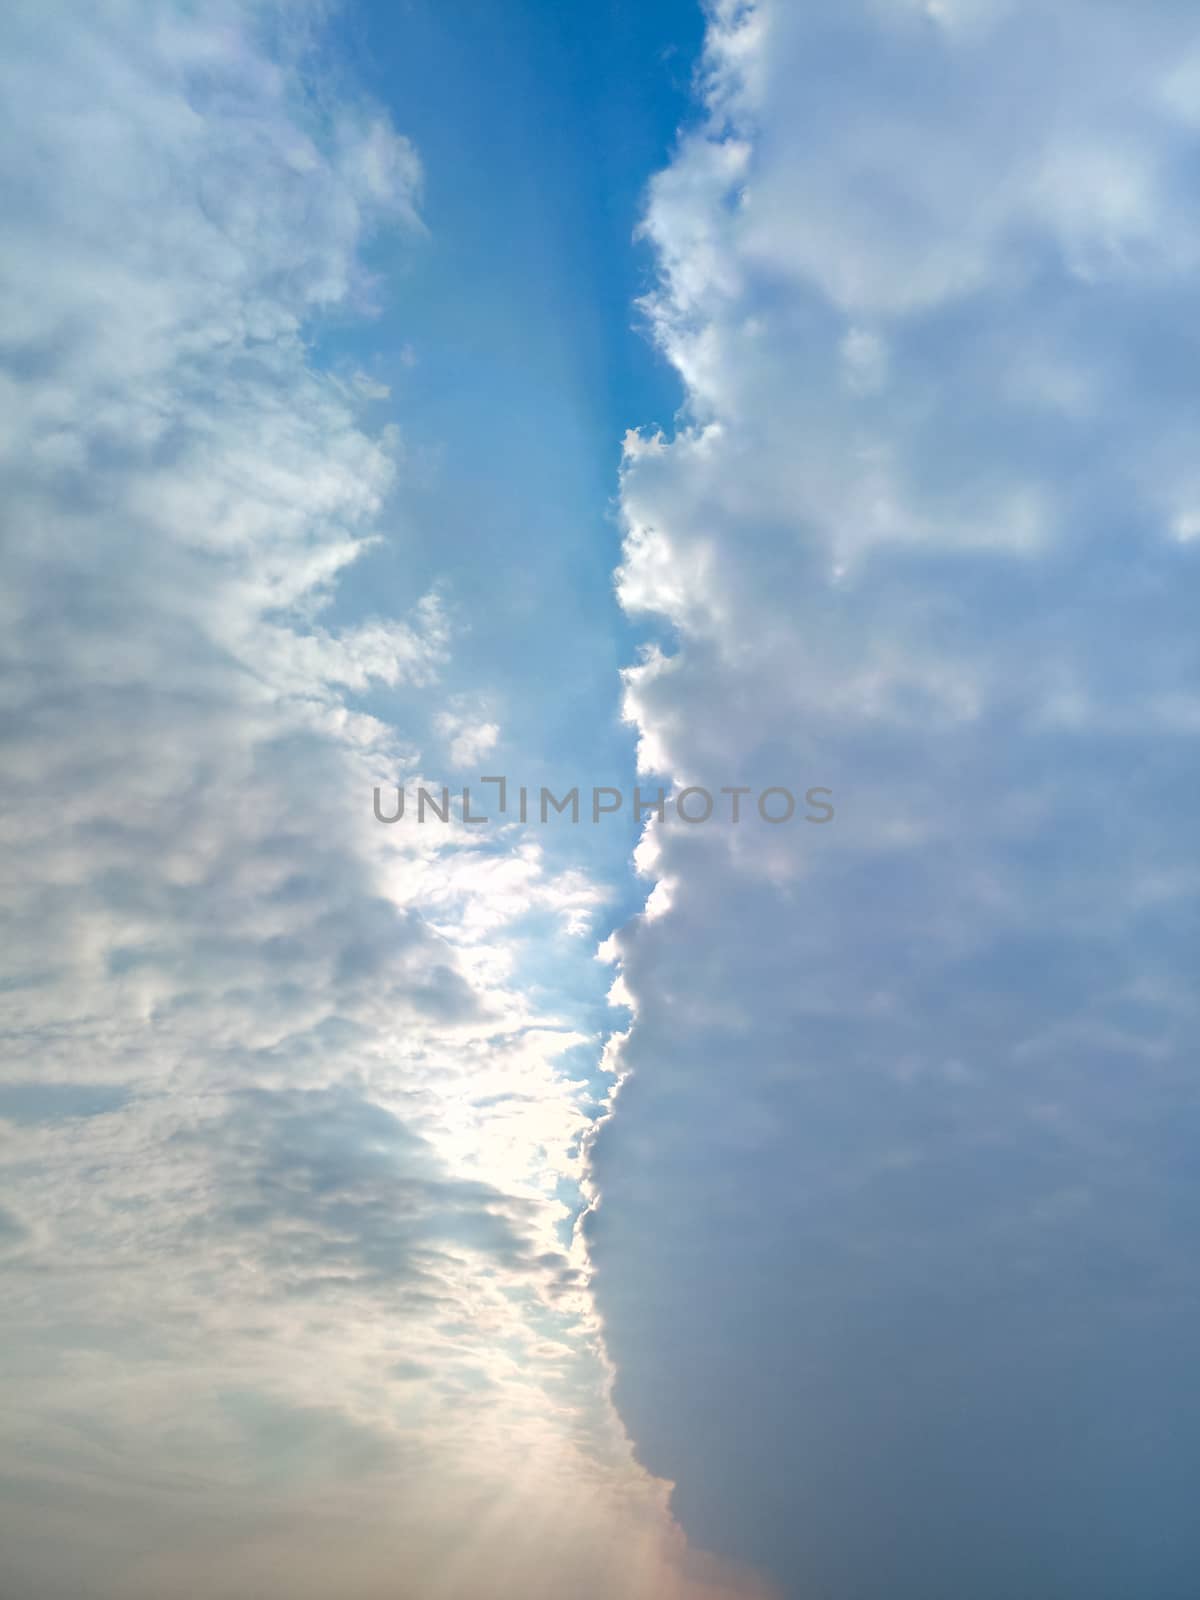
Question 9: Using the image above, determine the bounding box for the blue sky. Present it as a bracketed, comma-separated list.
[2, 3, 1200, 1599]
[327, 0, 700, 772]
[322, 0, 707, 1026]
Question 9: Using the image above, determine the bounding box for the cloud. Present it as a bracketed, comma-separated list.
[0, 6, 772, 1598]
[435, 698, 502, 768]
[593, 3, 1200, 1597]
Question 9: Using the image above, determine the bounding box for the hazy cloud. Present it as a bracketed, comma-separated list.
[595, 3, 1200, 1596]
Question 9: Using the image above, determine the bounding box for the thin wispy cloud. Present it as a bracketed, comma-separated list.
[0, 5, 768, 1597]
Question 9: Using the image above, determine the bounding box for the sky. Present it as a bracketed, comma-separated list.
[1, 3, 1199, 1599]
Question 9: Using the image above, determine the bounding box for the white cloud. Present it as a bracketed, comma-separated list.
[434, 699, 502, 768]
[594, 3, 1200, 1597]
[0, 6, 772, 1599]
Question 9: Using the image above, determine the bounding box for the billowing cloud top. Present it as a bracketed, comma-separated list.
[592, 2, 1200, 1597]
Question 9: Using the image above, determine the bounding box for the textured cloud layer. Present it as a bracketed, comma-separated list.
[592, 3, 1200, 1597]
[0, 6, 772, 1597]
